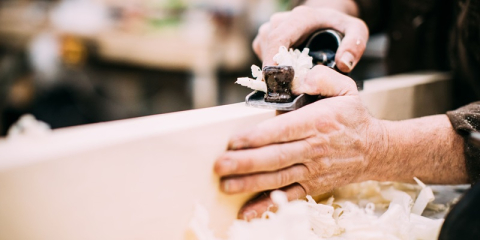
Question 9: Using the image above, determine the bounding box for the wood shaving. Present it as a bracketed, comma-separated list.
[190, 179, 444, 240]
[235, 46, 313, 92]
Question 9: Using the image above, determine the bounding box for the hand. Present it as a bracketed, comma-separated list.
[214, 66, 386, 220]
[253, 6, 369, 72]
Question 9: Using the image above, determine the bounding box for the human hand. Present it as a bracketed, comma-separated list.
[253, 6, 369, 72]
[214, 66, 386, 220]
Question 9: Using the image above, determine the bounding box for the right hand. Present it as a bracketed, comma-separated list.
[253, 6, 369, 73]
[215, 65, 386, 220]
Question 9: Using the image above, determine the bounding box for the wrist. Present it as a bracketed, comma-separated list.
[360, 117, 390, 182]
[362, 115, 468, 184]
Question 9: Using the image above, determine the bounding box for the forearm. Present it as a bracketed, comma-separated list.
[303, 0, 359, 17]
[366, 115, 469, 184]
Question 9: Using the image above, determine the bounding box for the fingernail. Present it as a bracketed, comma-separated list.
[222, 180, 231, 192]
[222, 180, 236, 193]
[243, 210, 257, 221]
[340, 52, 355, 71]
[222, 179, 243, 193]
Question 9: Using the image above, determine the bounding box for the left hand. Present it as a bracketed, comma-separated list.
[252, 6, 368, 72]
[214, 66, 386, 220]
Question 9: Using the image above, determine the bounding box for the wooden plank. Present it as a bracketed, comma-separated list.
[0, 72, 451, 240]
[0, 104, 276, 240]
[360, 72, 451, 120]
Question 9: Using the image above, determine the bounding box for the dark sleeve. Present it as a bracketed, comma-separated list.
[353, 0, 390, 34]
[447, 102, 480, 184]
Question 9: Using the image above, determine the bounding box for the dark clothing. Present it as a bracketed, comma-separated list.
[447, 103, 480, 183]
[355, 0, 453, 75]
[354, 0, 480, 183]
[355, 0, 480, 107]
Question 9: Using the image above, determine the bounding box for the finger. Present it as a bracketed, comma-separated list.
[269, 12, 289, 28]
[228, 110, 318, 150]
[260, 12, 290, 66]
[262, 8, 368, 70]
[261, 6, 323, 66]
[262, 15, 311, 66]
[252, 23, 270, 59]
[335, 19, 368, 72]
[220, 164, 308, 194]
[291, 65, 358, 96]
[238, 183, 306, 220]
[215, 140, 316, 176]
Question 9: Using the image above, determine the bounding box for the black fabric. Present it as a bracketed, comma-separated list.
[352, 0, 391, 34]
[354, 0, 454, 75]
[438, 182, 480, 239]
[447, 103, 480, 183]
[354, 0, 480, 108]
[451, 0, 480, 108]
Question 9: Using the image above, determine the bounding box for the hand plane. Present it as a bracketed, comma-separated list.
[245, 29, 363, 111]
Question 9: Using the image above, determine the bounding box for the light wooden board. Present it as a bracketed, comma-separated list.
[360, 72, 451, 120]
[0, 72, 451, 240]
[0, 104, 276, 240]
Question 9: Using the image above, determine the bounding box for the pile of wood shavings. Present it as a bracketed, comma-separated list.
[190, 178, 444, 240]
[7, 114, 51, 138]
[235, 46, 313, 92]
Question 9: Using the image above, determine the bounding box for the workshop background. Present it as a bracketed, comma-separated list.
[0, 0, 387, 136]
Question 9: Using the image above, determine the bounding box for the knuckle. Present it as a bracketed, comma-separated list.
[311, 64, 328, 74]
[306, 67, 324, 89]
[292, 6, 309, 15]
[302, 139, 317, 159]
[258, 23, 270, 35]
[269, 13, 284, 23]
[276, 146, 289, 168]
[346, 79, 358, 93]
[356, 19, 368, 31]
[297, 182, 311, 195]
[239, 156, 254, 173]
[337, 76, 358, 95]
[314, 8, 336, 19]
[313, 114, 334, 133]
[295, 164, 311, 181]
[277, 170, 290, 187]
[301, 163, 315, 179]
[292, 7, 316, 22]
[305, 77, 320, 93]
[277, 123, 294, 141]
[267, 26, 296, 48]
[267, 31, 282, 44]
[351, 18, 369, 35]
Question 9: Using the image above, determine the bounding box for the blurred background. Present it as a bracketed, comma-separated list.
[0, 0, 387, 136]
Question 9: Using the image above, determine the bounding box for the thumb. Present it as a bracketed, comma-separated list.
[291, 65, 358, 97]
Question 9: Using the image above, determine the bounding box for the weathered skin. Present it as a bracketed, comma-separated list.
[215, 65, 468, 220]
